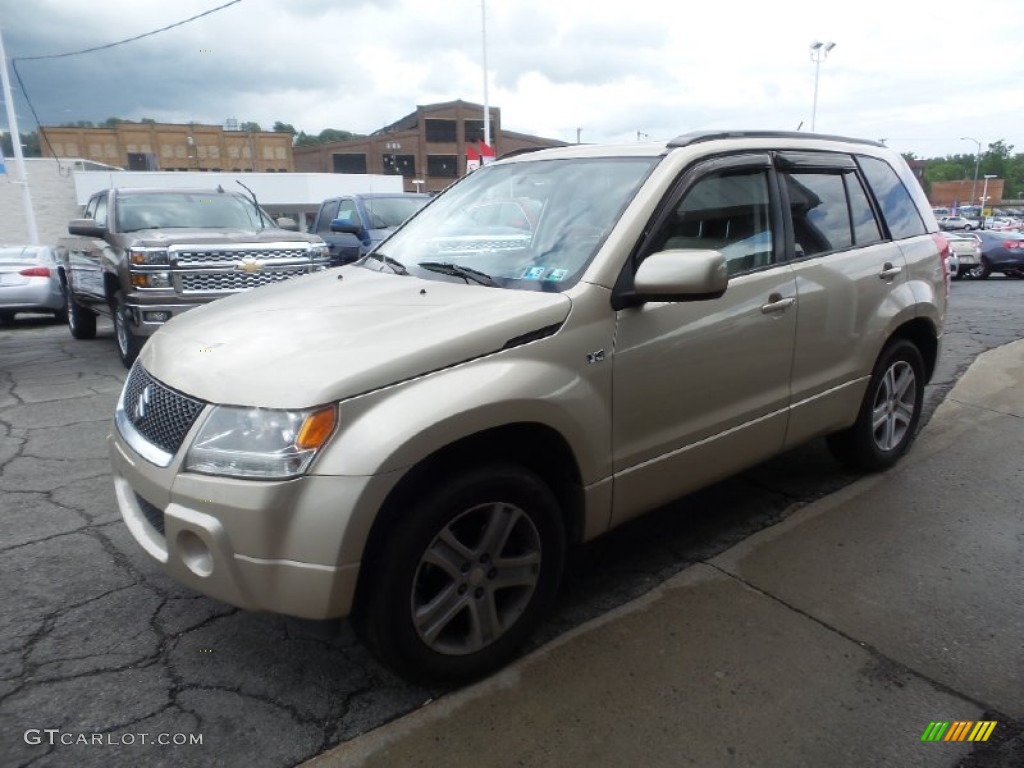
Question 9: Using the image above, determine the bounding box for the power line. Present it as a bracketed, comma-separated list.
[12, 0, 242, 62]
[6, 0, 243, 169]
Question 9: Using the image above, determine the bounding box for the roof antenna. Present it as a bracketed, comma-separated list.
[796, 120, 804, 132]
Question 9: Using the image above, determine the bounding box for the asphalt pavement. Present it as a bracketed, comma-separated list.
[308, 339, 1024, 768]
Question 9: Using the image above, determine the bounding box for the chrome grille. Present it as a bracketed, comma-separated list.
[173, 246, 311, 265]
[179, 269, 308, 293]
[122, 364, 205, 455]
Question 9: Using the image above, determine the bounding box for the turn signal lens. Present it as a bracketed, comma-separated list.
[296, 406, 337, 450]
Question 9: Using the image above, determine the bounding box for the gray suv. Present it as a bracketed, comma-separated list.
[110, 131, 948, 684]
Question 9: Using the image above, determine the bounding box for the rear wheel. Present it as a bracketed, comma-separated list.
[828, 339, 925, 472]
[354, 463, 566, 685]
[966, 259, 991, 280]
[111, 290, 143, 367]
[65, 288, 97, 339]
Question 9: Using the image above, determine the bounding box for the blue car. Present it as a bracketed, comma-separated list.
[967, 229, 1024, 279]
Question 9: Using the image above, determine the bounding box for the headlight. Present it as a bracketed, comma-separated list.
[130, 271, 171, 288]
[129, 248, 169, 265]
[184, 405, 337, 479]
[312, 244, 330, 261]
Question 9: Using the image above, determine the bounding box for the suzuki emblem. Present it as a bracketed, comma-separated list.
[135, 385, 152, 420]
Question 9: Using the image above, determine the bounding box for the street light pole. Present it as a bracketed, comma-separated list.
[961, 136, 981, 214]
[980, 173, 997, 225]
[809, 41, 836, 132]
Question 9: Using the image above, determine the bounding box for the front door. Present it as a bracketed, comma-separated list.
[611, 154, 797, 524]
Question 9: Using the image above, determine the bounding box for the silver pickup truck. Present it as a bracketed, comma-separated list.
[56, 187, 329, 366]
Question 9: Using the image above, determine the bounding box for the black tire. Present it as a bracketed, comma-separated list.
[65, 288, 97, 339]
[53, 308, 68, 323]
[966, 259, 991, 280]
[0, 312, 15, 326]
[828, 339, 925, 472]
[111, 290, 143, 367]
[353, 463, 566, 686]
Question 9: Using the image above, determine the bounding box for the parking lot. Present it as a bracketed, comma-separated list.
[2, 278, 1024, 768]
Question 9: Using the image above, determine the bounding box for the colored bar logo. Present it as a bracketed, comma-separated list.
[921, 721, 997, 742]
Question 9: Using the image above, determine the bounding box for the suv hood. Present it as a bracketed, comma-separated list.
[114, 228, 321, 247]
[141, 267, 572, 408]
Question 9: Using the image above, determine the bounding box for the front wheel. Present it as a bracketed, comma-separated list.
[966, 260, 991, 280]
[828, 339, 925, 472]
[111, 291, 143, 367]
[354, 463, 566, 686]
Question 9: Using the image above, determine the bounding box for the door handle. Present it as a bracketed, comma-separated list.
[879, 262, 902, 279]
[761, 293, 795, 314]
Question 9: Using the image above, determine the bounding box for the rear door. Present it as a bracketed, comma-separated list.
[778, 151, 914, 447]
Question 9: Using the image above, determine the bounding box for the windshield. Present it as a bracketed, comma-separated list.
[116, 193, 273, 232]
[372, 156, 656, 291]
[363, 197, 429, 229]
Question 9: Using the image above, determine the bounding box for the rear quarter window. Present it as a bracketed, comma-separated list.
[856, 155, 927, 240]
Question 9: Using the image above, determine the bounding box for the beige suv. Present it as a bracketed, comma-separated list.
[110, 131, 948, 684]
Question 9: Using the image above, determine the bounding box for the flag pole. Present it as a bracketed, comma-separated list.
[0, 23, 39, 244]
[481, 0, 490, 151]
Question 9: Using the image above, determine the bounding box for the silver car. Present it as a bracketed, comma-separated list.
[0, 245, 66, 325]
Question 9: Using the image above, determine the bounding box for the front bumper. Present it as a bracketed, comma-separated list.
[124, 302, 199, 337]
[109, 428, 386, 620]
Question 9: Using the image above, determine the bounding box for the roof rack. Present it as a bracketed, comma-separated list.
[666, 130, 883, 149]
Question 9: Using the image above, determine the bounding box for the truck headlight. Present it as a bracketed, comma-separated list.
[129, 248, 170, 265]
[184, 405, 337, 479]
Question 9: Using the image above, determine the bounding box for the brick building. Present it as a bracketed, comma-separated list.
[39, 122, 295, 173]
[293, 100, 567, 192]
[929, 179, 1005, 209]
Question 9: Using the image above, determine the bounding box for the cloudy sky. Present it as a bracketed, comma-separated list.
[2, 0, 1022, 159]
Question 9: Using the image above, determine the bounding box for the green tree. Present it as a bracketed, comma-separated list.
[272, 121, 296, 135]
[1, 131, 41, 157]
[239, 121, 262, 133]
[101, 117, 130, 128]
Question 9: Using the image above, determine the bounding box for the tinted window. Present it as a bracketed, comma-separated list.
[785, 172, 851, 257]
[425, 119, 457, 143]
[653, 168, 774, 276]
[332, 153, 367, 174]
[317, 200, 339, 233]
[464, 119, 496, 143]
[857, 155, 926, 239]
[845, 173, 883, 246]
[427, 154, 458, 178]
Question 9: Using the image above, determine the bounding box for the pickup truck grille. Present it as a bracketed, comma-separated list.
[168, 243, 326, 295]
[122, 363, 206, 455]
[179, 268, 309, 293]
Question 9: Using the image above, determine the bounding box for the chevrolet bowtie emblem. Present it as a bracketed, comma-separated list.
[237, 257, 264, 273]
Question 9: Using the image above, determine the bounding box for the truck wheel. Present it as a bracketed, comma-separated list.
[111, 291, 143, 367]
[65, 286, 97, 339]
[827, 339, 925, 472]
[354, 463, 566, 685]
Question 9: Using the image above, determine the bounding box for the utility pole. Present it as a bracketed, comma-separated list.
[481, 0, 490, 151]
[0, 23, 40, 244]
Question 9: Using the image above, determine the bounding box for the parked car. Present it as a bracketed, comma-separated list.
[0, 245, 66, 325]
[965, 229, 1024, 278]
[311, 193, 430, 266]
[56, 187, 330, 366]
[943, 233, 982, 279]
[938, 215, 975, 231]
[110, 131, 947, 684]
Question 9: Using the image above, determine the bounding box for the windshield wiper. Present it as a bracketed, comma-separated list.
[417, 261, 499, 287]
[362, 251, 409, 275]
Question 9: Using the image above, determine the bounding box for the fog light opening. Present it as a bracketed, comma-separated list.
[143, 311, 171, 323]
[177, 529, 214, 577]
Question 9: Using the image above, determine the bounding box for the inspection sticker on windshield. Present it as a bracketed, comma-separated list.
[544, 269, 568, 282]
[522, 266, 546, 280]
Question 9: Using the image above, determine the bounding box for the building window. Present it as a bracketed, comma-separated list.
[427, 154, 458, 178]
[383, 154, 416, 176]
[425, 119, 457, 143]
[464, 119, 496, 144]
[333, 153, 367, 174]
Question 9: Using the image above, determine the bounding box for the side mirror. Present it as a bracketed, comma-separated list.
[68, 218, 107, 238]
[631, 249, 728, 303]
[275, 216, 299, 231]
[330, 218, 366, 238]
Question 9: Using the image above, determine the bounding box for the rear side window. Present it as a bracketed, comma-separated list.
[856, 155, 927, 240]
[317, 200, 339, 233]
[784, 172, 852, 256]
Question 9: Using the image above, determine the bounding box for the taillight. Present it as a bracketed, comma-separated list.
[1004, 240, 1022, 249]
[18, 266, 51, 277]
[931, 233, 951, 295]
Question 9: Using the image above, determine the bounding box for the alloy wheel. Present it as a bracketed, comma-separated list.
[871, 360, 916, 452]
